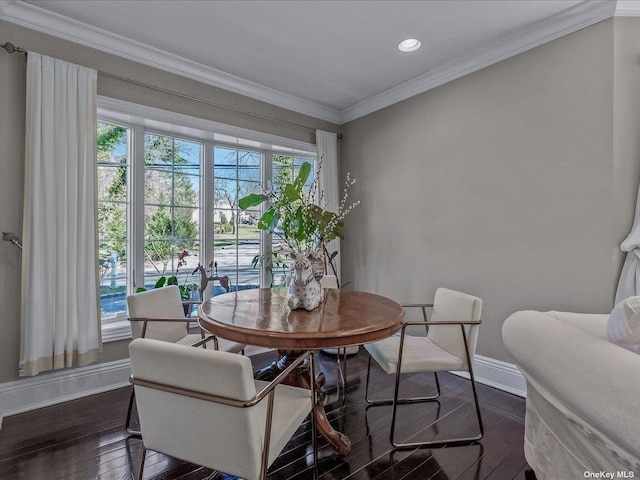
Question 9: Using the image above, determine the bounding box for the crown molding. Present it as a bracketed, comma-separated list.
[0, 0, 341, 124]
[339, 0, 616, 123]
[615, 0, 640, 16]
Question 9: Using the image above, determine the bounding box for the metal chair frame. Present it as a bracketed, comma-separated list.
[365, 303, 484, 449]
[132, 350, 318, 480]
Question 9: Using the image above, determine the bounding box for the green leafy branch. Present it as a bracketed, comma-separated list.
[238, 161, 345, 252]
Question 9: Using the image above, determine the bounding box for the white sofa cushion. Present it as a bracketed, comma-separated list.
[607, 296, 640, 354]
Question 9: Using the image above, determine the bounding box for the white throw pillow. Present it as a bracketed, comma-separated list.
[607, 296, 640, 354]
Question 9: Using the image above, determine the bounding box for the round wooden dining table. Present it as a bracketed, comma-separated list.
[198, 287, 404, 457]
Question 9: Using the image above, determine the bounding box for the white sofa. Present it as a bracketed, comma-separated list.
[502, 310, 640, 479]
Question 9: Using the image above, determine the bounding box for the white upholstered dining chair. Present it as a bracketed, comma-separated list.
[364, 287, 483, 449]
[125, 285, 245, 435]
[129, 338, 318, 480]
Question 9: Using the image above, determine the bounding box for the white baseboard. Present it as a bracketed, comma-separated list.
[0, 359, 132, 418]
[0, 352, 526, 424]
[452, 354, 527, 398]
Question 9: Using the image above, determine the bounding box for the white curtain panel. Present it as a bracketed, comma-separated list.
[615, 182, 640, 304]
[316, 130, 340, 281]
[20, 52, 101, 377]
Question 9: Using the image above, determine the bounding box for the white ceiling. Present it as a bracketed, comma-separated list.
[0, 1, 629, 123]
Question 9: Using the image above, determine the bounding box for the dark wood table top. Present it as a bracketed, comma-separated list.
[198, 287, 404, 350]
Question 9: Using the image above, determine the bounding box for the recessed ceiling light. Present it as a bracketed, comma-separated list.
[398, 38, 421, 53]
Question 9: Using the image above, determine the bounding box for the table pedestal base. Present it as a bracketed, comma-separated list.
[254, 350, 351, 457]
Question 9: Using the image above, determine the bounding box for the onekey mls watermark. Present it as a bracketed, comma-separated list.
[584, 472, 636, 479]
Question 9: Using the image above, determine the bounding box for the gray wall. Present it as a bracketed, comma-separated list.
[0, 20, 338, 383]
[341, 19, 621, 363]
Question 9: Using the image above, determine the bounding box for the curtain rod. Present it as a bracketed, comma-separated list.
[2, 41, 337, 136]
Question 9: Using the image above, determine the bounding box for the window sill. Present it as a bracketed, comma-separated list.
[102, 320, 132, 343]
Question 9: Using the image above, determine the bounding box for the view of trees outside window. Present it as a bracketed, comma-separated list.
[213, 146, 262, 289]
[97, 121, 129, 319]
[272, 155, 315, 195]
[143, 133, 201, 298]
[96, 116, 316, 326]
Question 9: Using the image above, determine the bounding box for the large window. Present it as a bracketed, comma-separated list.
[96, 102, 316, 340]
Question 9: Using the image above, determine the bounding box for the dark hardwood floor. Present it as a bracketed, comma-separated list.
[0, 349, 530, 480]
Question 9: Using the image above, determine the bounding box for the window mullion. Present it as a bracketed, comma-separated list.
[130, 124, 146, 293]
[262, 150, 272, 287]
[202, 139, 214, 298]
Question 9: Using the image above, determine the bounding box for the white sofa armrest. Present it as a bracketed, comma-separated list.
[503, 310, 640, 465]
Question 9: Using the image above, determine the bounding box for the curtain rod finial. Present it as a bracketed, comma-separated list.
[2, 231, 23, 249]
[2, 42, 27, 55]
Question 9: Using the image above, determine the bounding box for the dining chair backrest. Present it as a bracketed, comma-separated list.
[130, 338, 268, 480]
[428, 287, 482, 367]
[127, 285, 187, 342]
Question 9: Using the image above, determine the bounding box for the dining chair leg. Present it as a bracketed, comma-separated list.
[335, 347, 348, 397]
[342, 347, 348, 385]
[468, 360, 484, 438]
[433, 371, 441, 397]
[137, 446, 147, 480]
[310, 353, 319, 480]
[365, 354, 372, 400]
[125, 389, 141, 436]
